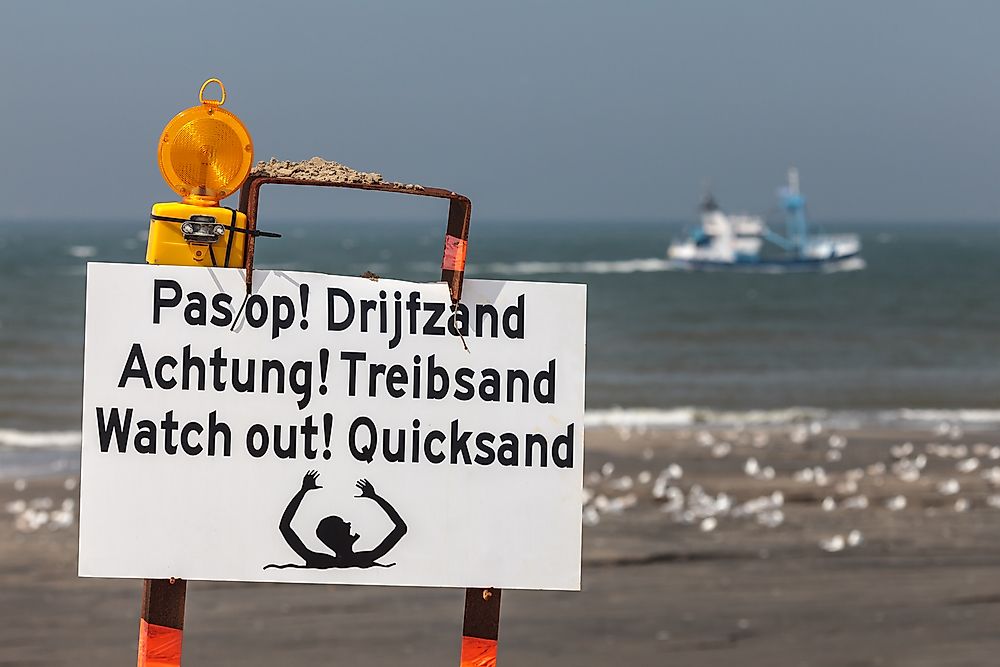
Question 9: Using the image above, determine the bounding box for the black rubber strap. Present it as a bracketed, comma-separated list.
[223, 207, 237, 268]
[149, 214, 281, 239]
[149, 214, 191, 224]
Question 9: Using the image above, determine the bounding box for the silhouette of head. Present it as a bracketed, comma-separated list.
[316, 515, 360, 555]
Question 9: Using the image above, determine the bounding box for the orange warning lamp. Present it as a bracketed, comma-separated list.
[158, 79, 253, 206]
[146, 78, 254, 267]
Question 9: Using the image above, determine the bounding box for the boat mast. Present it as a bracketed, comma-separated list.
[780, 167, 808, 250]
[700, 179, 719, 212]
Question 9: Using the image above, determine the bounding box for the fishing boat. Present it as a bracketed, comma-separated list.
[667, 169, 863, 272]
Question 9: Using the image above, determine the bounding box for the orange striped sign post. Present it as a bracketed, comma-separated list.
[138, 579, 185, 667]
[461, 588, 502, 666]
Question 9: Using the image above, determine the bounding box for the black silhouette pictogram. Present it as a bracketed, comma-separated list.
[265, 471, 407, 570]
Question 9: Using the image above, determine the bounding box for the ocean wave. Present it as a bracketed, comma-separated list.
[472, 258, 676, 275]
[822, 257, 867, 273]
[0, 429, 81, 448]
[584, 407, 828, 429]
[66, 245, 97, 259]
[585, 406, 1000, 430]
[464, 256, 866, 276]
[409, 255, 867, 277]
[882, 409, 1000, 424]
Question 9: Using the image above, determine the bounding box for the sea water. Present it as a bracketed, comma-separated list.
[0, 218, 998, 475]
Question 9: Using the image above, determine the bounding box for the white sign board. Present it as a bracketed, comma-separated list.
[79, 263, 586, 591]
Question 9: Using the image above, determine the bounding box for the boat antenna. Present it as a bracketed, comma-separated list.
[700, 179, 719, 212]
[787, 167, 799, 195]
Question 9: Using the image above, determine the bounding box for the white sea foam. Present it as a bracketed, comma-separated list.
[66, 245, 97, 258]
[459, 255, 869, 276]
[585, 406, 1000, 431]
[886, 409, 1000, 424]
[410, 254, 868, 276]
[0, 429, 81, 448]
[584, 408, 701, 428]
[473, 258, 676, 275]
[583, 407, 827, 429]
[820, 257, 867, 273]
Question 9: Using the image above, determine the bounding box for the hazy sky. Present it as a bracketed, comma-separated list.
[2, 1, 999, 223]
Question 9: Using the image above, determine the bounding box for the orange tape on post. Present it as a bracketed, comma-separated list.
[442, 234, 468, 272]
[138, 619, 183, 667]
[460, 636, 498, 667]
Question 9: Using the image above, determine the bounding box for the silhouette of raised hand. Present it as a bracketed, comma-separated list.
[355, 478, 376, 499]
[301, 470, 322, 491]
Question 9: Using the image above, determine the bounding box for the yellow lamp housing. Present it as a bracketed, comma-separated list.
[148, 79, 253, 268]
[147, 202, 248, 267]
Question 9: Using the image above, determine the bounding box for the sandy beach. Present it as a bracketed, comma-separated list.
[4, 422, 1000, 666]
[2, 2, 999, 664]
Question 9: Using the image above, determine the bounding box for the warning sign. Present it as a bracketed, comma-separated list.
[78, 263, 586, 591]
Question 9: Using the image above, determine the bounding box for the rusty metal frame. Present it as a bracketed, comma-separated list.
[238, 176, 472, 301]
[236, 172, 502, 665]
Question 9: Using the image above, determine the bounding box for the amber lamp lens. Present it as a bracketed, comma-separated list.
[158, 103, 253, 204]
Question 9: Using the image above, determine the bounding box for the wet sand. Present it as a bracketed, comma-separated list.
[3, 424, 1000, 666]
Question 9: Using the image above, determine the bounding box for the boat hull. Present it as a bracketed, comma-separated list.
[666, 253, 865, 274]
